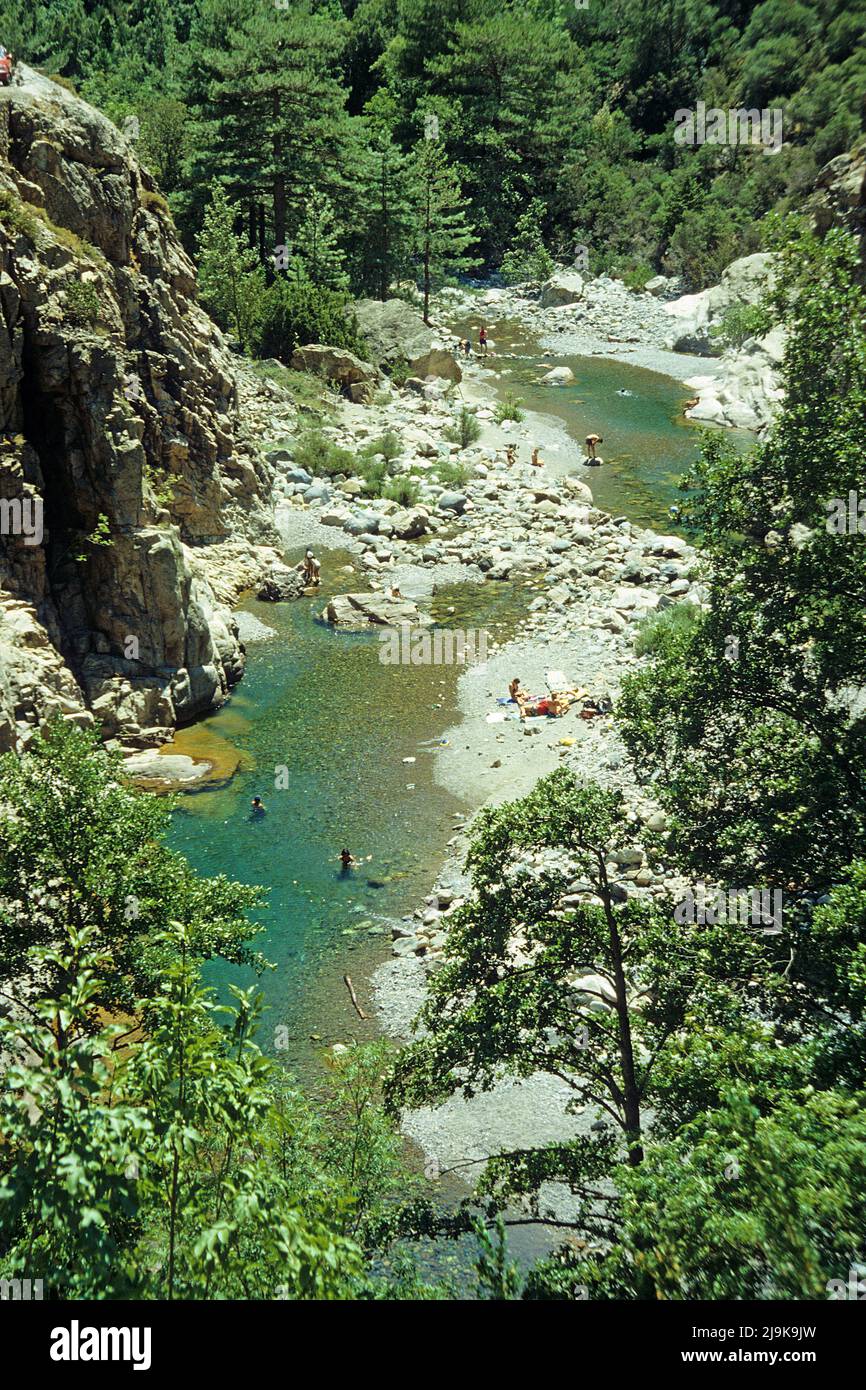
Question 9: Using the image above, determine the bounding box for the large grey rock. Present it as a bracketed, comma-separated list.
[290, 343, 379, 390]
[663, 252, 777, 355]
[257, 565, 305, 602]
[437, 491, 468, 515]
[322, 592, 432, 629]
[410, 348, 462, 384]
[540, 271, 584, 307]
[352, 298, 436, 367]
[351, 298, 462, 383]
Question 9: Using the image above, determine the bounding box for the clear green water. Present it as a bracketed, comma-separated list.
[461, 316, 754, 527]
[167, 554, 518, 1073]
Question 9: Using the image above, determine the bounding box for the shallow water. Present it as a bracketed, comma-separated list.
[458, 316, 754, 526]
[167, 554, 520, 1073]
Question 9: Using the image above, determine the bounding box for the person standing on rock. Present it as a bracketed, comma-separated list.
[505, 444, 516, 467]
[585, 433, 603, 460]
[478, 326, 488, 355]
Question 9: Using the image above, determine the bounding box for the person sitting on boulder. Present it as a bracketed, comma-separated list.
[585, 433, 603, 460]
[531, 446, 544, 468]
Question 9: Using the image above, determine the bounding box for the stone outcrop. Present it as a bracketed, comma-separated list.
[290, 343, 380, 397]
[684, 324, 786, 431]
[807, 139, 866, 278]
[352, 297, 461, 382]
[662, 252, 777, 355]
[322, 592, 432, 630]
[0, 67, 277, 753]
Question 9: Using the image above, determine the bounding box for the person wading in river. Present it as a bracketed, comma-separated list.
[302, 550, 321, 586]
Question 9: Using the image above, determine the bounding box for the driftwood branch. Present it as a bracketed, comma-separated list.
[343, 974, 367, 1020]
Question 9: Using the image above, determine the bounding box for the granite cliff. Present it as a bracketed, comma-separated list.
[0, 67, 277, 754]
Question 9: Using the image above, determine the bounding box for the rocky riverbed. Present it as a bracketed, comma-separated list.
[229, 285, 703, 1212]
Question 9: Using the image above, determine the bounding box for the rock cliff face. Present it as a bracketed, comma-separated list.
[808, 139, 866, 275]
[0, 67, 276, 754]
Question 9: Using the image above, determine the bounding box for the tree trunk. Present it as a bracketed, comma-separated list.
[598, 854, 643, 1164]
[273, 93, 286, 247]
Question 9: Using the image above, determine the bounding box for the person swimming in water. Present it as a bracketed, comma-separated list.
[250, 796, 266, 816]
[340, 848, 356, 871]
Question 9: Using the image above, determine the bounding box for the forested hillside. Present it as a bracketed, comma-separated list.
[2, 0, 865, 296]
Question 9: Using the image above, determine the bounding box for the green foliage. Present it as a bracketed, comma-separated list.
[0, 720, 265, 1009]
[0, 925, 362, 1299]
[444, 407, 481, 451]
[196, 182, 265, 351]
[386, 356, 412, 387]
[710, 301, 774, 350]
[388, 767, 819, 1245]
[382, 476, 419, 507]
[619, 227, 866, 888]
[434, 459, 470, 488]
[2, 0, 865, 294]
[255, 279, 361, 365]
[293, 428, 356, 480]
[499, 200, 555, 286]
[282, 190, 349, 292]
[584, 1087, 866, 1300]
[0, 189, 39, 241]
[493, 392, 524, 425]
[409, 138, 479, 323]
[63, 279, 101, 328]
[0, 723, 436, 1300]
[632, 601, 700, 657]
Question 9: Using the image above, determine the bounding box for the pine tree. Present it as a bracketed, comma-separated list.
[500, 198, 555, 285]
[351, 94, 415, 301]
[409, 138, 479, 324]
[285, 189, 349, 292]
[188, 0, 352, 258]
[196, 182, 264, 350]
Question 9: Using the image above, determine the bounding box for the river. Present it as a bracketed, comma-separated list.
[169, 333, 750, 1064]
[163, 329, 751, 1279]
